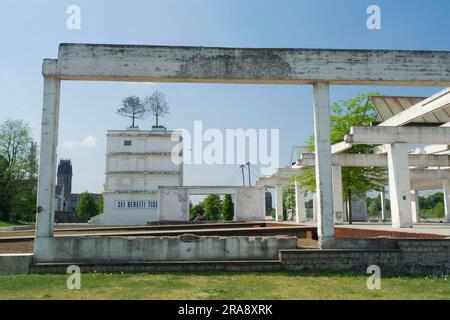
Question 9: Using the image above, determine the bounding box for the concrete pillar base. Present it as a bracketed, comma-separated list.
[386, 143, 413, 228]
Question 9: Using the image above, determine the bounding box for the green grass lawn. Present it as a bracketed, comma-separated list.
[0, 272, 448, 300]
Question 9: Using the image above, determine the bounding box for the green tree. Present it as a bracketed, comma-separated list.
[189, 202, 205, 221]
[0, 156, 14, 221]
[222, 194, 234, 221]
[282, 188, 296, 221]
[116, 96, 147, 128]
[26, 141, 38, 179]
[432, 202, 445, 218]
[10, 177, 37, 222]
[295, 93, 388, 223]
[203, 195, 222, 221]
[76, 192, 99, 218]
[0, 119, 34, 221]
[96, 196, 104, 214]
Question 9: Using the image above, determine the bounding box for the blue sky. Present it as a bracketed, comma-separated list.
[0, 0, 449, 193]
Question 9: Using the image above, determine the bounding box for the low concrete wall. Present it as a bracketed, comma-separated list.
[33, 235, 298, 264]
[157, 186, 266, 222]
[0, 254, 33, 275]
[234, 187, 266, 221]
[281, 239, 450, 275]
[157, 188, 189, 222]
[31, 261, 283, 274]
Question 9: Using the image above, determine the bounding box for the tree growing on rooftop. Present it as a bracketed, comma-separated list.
[116, 96, 146, 128]
[145, 91, 170, 128]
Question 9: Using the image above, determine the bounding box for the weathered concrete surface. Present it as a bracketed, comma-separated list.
[33, 236, 298, 263]
[313, 83, 335, 244]
[346, 126, 450, 145]
[332, 165, 344, 222]
[234, 187, 266, 221]
[0, 254, 32, 275]
[35, 77, 60, 239]
[37, 43, 450, 253]
[157, 186, 266, 222]
[157, 188, 189, 222]
[294, 180, 306, 223]
[274, 185, 283, 222]
[387, 143, 413, 228]
[298, 153, 450, 167]
[44, 44, 450, 86]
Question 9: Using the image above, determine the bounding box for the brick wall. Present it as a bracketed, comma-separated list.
[335, 227, 447, 239]
[281, 239, 450, 275]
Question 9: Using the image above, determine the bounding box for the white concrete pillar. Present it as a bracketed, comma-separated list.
[443, 179, 450, 223]
[312, 192, 317, 222]
[275, 185, 283, 222]
[411, 190, 420, 223]
[380, 188, 387, 222]
[35, 76, 60, 238]
[313, 82, 334, 242]
[294, 180, 306, 223]
[386, 143, 413, 228]
[332, 165, 344, 222]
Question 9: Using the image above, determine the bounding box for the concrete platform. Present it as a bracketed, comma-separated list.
[336, 222, 450, 237]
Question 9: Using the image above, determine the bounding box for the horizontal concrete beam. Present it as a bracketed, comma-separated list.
[158, 186, 265, 195]
[43, 44, 450, 86]
[411, 145, 450, 155]
[345, 127, 450, 145]
[411, 169, 450, 190]
[332, 141, 353, 154]
[298, 153, 450, 167]
[410, 169, 450, 181]
[380, 88, 450, 126]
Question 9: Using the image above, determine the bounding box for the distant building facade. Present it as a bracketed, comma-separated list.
[54, 159, 101, 218]
[57, 159, 72, 197]
[94, 128, 183, 225]
[55, 159, 76, 212]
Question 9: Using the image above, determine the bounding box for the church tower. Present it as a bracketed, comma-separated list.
[57, 159, 73, 198]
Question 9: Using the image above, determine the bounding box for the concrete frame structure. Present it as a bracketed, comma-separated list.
[157, 186, 266, 222]
[344, 126, 450, 227]
[296, 152, 450, 223]
[256, 167, 310, 223]
[35, 44, 450, 260]
[297, 153, 450, 168]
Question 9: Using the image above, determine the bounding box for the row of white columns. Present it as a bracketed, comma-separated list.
[382, 141, 450, 225]
[274, 183, 308, 223]
[276, 167, 450, 227]
[274, 183, 319, 224]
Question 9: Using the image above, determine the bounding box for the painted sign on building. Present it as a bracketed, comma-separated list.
[114, 200, 158, 210]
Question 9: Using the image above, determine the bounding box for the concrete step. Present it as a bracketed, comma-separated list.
[30, 260, 283, 274]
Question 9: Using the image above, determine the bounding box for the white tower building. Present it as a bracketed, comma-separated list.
[95, 128, 183, 225]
